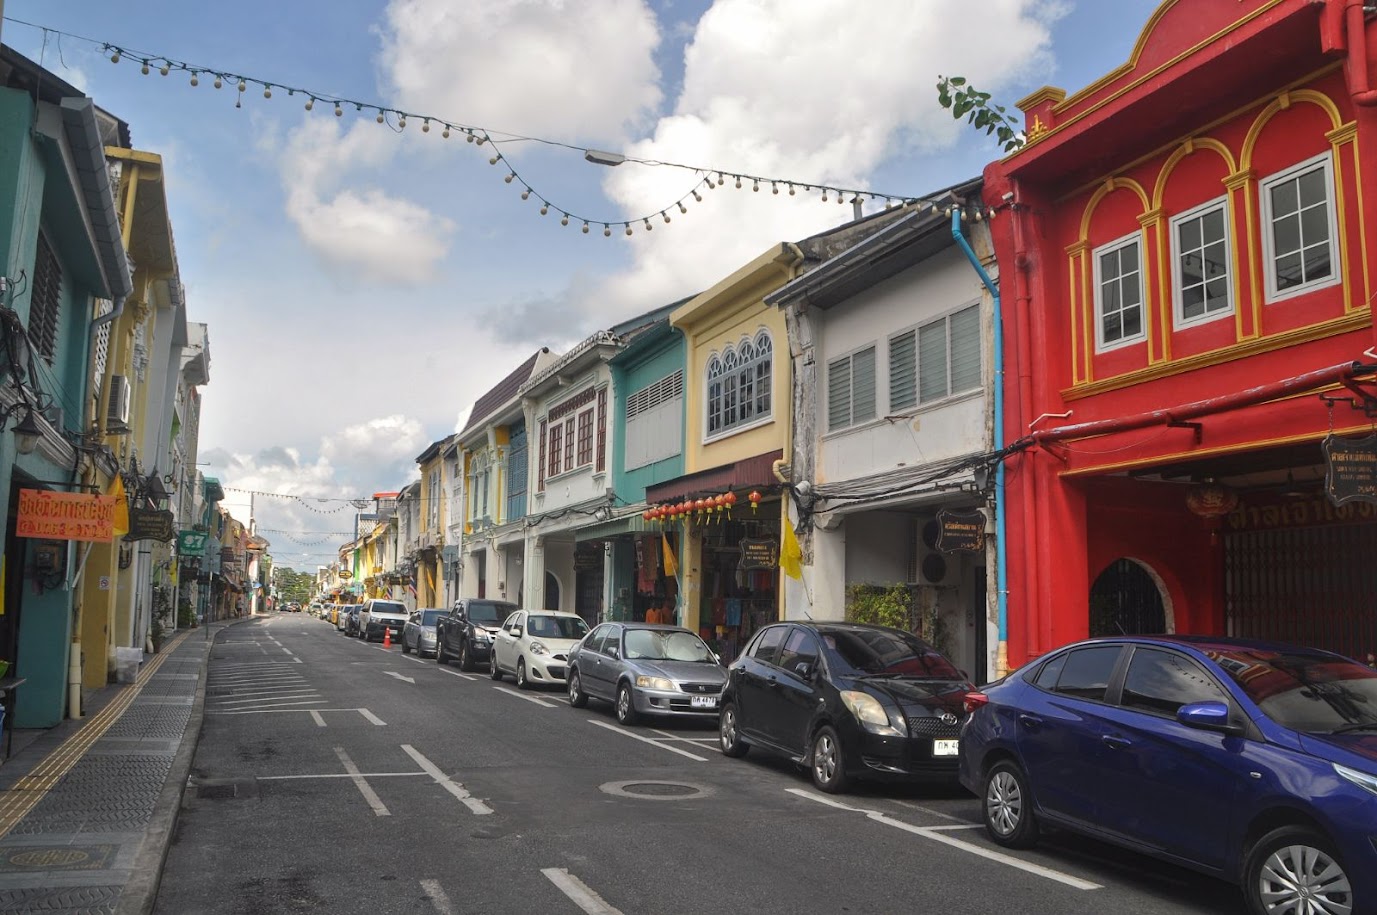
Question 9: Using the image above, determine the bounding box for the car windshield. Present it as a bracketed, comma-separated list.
[420, 610, 445, 626]
[622, 629, 715, 663]
[525, 615, 589, 640]
[371, 602, 405, 614]
[466, 601, 514, 624]
[823, 628, 962, 679]
[1204, 648, 1377, 733]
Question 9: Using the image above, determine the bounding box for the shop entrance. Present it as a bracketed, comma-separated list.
[574, 542, 603, 625]
[1089, 558, 1167, 637]
[699, 503, 781, 665]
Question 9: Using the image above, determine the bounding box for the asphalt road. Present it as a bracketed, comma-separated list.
[153, 615, 1248, 915]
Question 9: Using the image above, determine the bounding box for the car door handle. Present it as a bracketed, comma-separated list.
[1102, 735, 1131, 750]
[765, 676, 780, 689]
[1017, 713, 1043, 730]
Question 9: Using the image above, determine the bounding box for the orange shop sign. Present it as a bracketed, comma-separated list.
[16, 489, 116, 542]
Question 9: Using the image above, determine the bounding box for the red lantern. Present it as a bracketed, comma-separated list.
[695, 498, 706, 515]
[642, 510, 652, 522]
[748, 490, 762, 514]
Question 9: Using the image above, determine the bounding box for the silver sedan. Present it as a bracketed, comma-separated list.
[401, 608, 445, 657]
[566, 623, 726, 726]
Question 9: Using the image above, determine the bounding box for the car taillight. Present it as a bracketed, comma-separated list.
[963, 691, 989, 715]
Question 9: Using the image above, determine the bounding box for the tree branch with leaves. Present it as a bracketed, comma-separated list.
[936, 76, 1025, 154]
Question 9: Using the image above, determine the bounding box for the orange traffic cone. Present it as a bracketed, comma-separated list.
[383, 628, 392, 648]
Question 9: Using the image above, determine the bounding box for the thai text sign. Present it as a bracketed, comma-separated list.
[16, 489, 116, 542]
[125, 509, 175, 543]
[937, 508, 986, 553]
[1324, 433, 1377, 507]
[739, 538, 778, 570]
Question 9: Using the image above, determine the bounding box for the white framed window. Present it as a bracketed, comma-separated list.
[705, 330, 772, 439]
[827, 345, 876, 431]
[542, 386, 604, 479]
[1093, 232, 1145, 351]
[1260, 152, 1340, 302]
[1171, 197, 1233, 328]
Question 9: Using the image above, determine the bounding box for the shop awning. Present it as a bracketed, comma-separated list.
[646, 450, 783, 505]
[574, 515, 642, 542]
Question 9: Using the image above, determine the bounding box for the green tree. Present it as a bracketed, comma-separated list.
[936, 76, 1025, 154]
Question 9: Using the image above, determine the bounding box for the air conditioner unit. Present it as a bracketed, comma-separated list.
[106, 375, 131, 433]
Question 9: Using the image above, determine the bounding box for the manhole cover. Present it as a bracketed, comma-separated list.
[598, 780, 714, 801]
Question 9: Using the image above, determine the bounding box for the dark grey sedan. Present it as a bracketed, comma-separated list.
[401, 608, 445, 657]
[566, 623, 726, 726]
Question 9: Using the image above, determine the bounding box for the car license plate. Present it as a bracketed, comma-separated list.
[932, 739, 960, 757]
[690, 695, 718, 709]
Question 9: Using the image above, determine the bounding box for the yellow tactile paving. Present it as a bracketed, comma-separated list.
[0, 630, 193, 840]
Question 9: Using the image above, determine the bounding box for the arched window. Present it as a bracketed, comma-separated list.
[705, 330, 772, 437]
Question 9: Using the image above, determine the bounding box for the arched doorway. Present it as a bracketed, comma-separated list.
[544, 571, 560, 611]
[1089, 558, 1167, 637]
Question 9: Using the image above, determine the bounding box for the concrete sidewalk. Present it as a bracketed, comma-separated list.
[0, 619, 242, 915]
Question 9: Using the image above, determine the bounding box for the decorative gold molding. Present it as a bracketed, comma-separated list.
[1326, 122, 1358, 145]
[1017, 86, 1068, 111]
[1062, 309, 1371, 401]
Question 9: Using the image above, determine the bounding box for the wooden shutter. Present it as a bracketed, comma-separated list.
[538, 419, 548, 491]
[918, 319, 948, 403]
[889, 330, 916, 411]
[852, 346, 876, 423]
[827, 355, 851, 430]
[596, 388, 607, 472]
[950, 305, 981, 393]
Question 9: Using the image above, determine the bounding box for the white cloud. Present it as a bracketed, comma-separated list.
[378, 0, 664, 144]
[275, 119, 455, 282]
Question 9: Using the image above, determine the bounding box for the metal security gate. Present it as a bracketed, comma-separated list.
[1225, 522, 1377, 660]
[1089, 558, 1167, 637]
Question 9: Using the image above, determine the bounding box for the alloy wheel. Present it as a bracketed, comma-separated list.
[813, 733, 838, 784]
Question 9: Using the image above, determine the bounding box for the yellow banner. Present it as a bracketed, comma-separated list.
[17, 489, 117, 542]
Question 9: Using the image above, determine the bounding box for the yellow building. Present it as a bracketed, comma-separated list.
[648, 245, 803, 658]
[414, 436, 452, 608]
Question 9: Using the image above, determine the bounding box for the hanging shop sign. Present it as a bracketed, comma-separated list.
[1324, 432, 1377, 507]
[739, 537, 778, 570]
[177, 529, 210, 556]
[125, 509, 176, 542]
[936, 508, 986, 553]
[16, 489, 116, 542]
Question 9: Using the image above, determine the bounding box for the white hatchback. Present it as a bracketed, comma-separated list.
[489, 610, 590, 690]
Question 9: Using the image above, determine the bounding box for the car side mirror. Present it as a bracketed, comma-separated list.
[793, 661, 814, 680]
[1177, 700, 1244, 736]
[608, 645, 620, 659]
[510, 627, 522, 637]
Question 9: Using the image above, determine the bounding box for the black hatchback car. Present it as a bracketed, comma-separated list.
[719, 621, 974, 793]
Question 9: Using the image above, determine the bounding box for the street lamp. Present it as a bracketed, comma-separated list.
[12, 406, 42, 455]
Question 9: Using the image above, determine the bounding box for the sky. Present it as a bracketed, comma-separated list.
[3, 0, 1161, 569]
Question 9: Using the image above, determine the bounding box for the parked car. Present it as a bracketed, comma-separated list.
[342, 604, 363, 636]
[358, 598, 408, 643]
[718, 621, 973, 793]
[401, 608, 446, 657]
[959, 635, 1377, 915]
[567, 623, 726, 726]
[436, 599, 517, 671]
[489, 610, 589, 689]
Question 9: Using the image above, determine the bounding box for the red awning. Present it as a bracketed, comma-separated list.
[646, 450, 784, 504]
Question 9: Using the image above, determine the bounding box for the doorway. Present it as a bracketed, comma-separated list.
[1089, 558, 1167, 637]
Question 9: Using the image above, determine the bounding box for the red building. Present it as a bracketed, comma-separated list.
[983, 0, 1377, 668]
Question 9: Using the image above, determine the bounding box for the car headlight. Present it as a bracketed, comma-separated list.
[1335, 763, 1377, 797]
[473, 631, 489, 642]
[529, 640, 549, 656]
[635, 675, 676, 691]
[840, 690, 904, 737]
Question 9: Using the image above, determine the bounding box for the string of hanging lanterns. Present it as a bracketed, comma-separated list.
[640, 490, 775, 527]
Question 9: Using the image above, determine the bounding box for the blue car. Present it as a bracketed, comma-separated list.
[959, 636, 1377, 915]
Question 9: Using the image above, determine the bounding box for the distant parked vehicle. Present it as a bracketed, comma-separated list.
[358, 599, 408, 643]
[342, 605, 363, 637]
[566, 623, 726, 726]
[718, 621, 973, 794]
[436, 599, 517, 671]
[960, 635, 1377, 915]
[489, 610, 589, 689]
[401, 608, 445, 657]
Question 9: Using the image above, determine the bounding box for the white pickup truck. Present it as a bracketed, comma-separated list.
[358, 599, 409, 643]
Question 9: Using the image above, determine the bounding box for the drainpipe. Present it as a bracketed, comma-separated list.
[1345, 0, 1377, 106]
[952, 209, 1009, 678]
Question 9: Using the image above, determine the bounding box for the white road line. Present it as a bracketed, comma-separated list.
[335, 747, 389, 816]
[208, 685, 309, 697]
[211, 692, 320, 706]
[891, 799, 969, 823]
[384, 672, 416, 684]
[649, 729, 718, 744]
[211, 674, 306, 684]
[259, 772, 426, 780]
[309, 710, 326, 727]
[400, 744, 493, 815]
[209, 699, 328, 711]
[541, 868, 624, 915]
[437, 667, 478, 682]
[786, 789, 1101, 891]
[494, 687, 556, 708]
[281, 648, 295, 656]
[357, 708, 387, 725]
[587, 720, 709, 761]
[420, 878, 456, 915]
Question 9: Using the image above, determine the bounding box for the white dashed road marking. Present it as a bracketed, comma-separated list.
[335, 746, 390, 817]
[494, 687, 557, 708]
[587, 720, 709, 761]
[399, 744, 493, 815]
[541, 868, 624, 915]
[421, 879, 456, 915]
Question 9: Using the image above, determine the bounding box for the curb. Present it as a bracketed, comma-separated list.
[115, 617, 257, 915]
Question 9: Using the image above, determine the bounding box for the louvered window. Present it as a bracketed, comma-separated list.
[626, 370, 683, 470]
[29, 233, 61, 362]
[827, 346, 876, 431]
[917, 304, 982, 404]
[889, 330, 916, 412]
